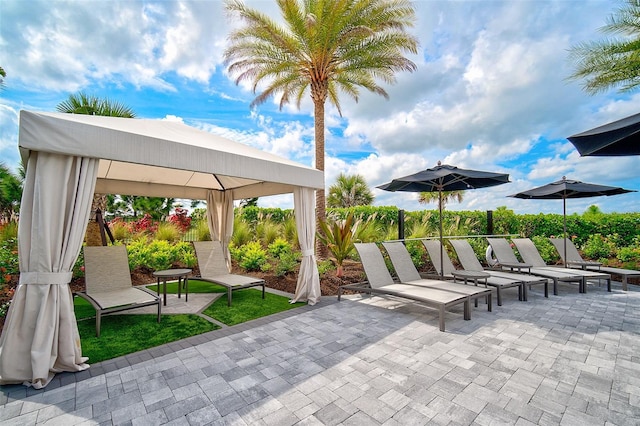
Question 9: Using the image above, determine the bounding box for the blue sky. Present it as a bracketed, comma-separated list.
[1, 0, 639, 215]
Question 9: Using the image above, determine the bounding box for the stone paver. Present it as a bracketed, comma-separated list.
[1, 280, 640, 425]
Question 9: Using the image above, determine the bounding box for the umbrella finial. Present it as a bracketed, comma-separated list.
[437, 160, 442, 166]
[562, 176, 566, 180]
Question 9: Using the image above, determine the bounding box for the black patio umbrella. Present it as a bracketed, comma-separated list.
[568, 112, 640, 156]
[378, 162, 510, 276]
[509, 176, 635, 264]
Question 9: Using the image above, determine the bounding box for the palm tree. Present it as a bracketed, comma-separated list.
[56, 92, 137, 244]
[568, 0, 640, 94]
[327, 173, 374, 208]
[0, 163, 22, 223]
[0, 66, 6, 91]
[56, 92, 136, 117]
[224, 0, 418, 257]
[418, 190, 464, 211]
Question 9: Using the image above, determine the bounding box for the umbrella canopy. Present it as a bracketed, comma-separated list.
[509, 176, 636, 263]
[378, 162, 510, 275]
[568, 112, 640, 156]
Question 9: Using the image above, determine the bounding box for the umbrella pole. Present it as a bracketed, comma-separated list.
[563, 198, 567, 268]
[439, 189, 444, 276]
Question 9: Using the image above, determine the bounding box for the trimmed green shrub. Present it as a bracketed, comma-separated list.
[317, 259, 335, 276]
[531, 235, 560, 264]
[274, 251, 299, 277]
[235, 241, 268, 271]
[582, 234, 617, 261]
[268, 238, 292, 258]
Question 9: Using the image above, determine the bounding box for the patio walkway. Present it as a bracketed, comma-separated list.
[1, 280, 640, 425]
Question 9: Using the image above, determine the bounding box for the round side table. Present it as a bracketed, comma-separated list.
[152, 268, 192, 306]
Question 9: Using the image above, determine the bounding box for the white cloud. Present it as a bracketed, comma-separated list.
[0, 104, 20, 171]
[0, 1, 230, 93]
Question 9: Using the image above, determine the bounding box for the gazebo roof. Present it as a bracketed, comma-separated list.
[19, 110, 324, 200]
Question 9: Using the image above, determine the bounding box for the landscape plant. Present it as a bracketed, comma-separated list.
[224, 0, 419, 258]
[230, 216, 251, 247]
[193, 219, 211, 241]
[530, 235, 560, 264]
[168, 206, 191, 233]
[154, 221, 182, 242]
[582, 234, 618, 262]
[232, 241, 269, 272]
[317, 212, 364, 278]
[256, 218, 281, 246]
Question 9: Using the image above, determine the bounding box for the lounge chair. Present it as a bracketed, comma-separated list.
[512, 238, 611, 293]
[549, 238, 640, 291]
[192, 241, 265, 306]
[79, 245, 161, 337]
[339, 243, 471, 332]
[448, 239, 550, 300]
[487, 238, 585, 295]
[382, 241, 494, 309]
[421, 240, 520, 306]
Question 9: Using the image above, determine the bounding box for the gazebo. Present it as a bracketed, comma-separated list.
[0, 110, 324, 388]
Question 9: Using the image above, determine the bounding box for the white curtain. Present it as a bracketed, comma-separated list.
[206, 189, 234, 271]
[0, 152, 99, 388]
[291, 187, 320, 305]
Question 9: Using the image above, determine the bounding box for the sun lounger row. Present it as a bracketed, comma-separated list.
[487, 238, 611, 294]
[548, 238, 640, 291]
[340, 236, 625, 332]
[339, 243, 494, 332]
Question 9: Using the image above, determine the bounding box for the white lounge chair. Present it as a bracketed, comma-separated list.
[382, 241, 494, 309]
[192, 241, 265, 306]
[339, 243, 471, 332]
[512, 238, 611, 293]
[448, 239, 550, 301]
[79, 245, 161, 337]
[487, 238, 585, 295]
[549, 238, 640, 291]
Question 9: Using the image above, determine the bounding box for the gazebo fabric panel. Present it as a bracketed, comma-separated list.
[291, 187, 321, 305]
[0, 152, 98, 388]
[207, 190, 234, 270]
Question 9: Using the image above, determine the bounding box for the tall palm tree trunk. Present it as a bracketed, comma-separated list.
[85, 193, 108, 246]
[313, 96, 328, 258]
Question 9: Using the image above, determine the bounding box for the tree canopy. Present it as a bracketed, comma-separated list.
[327, 173, 374, 208]
[568, 0, 640, 94]
[224, 0, 418, 256]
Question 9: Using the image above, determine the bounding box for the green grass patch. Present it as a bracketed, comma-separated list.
[72, 282, 302, 363]
[74, 296, 97, 320]
[77, 314, 219, 363]
[146, 279, 227, 294]
[203, 288, 304, 326]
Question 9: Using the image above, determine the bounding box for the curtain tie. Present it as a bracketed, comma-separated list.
[19, 272, 73, 285]
[301, 249, 314, 257]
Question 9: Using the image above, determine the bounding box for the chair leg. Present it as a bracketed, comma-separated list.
[228, 288, 232, 307]
[496, 288, 502, 306]
[157, 300, 161, 323]
[262, 284, 265, 299]
[96, 312, 102, 338]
